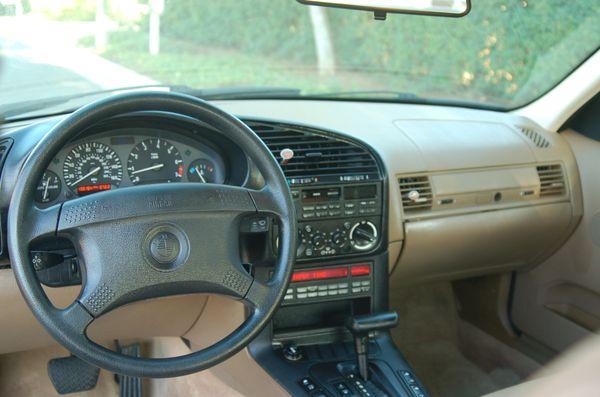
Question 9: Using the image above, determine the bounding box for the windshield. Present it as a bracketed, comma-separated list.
[0, 0, 598, 117]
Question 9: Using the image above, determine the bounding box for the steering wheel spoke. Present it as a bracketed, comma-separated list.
[58, 302, 95, 336]
[250, 186, 289, 219]
[22, 203, 61, 243]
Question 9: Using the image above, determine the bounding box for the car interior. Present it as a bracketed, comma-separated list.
[0, 1, 599, 396]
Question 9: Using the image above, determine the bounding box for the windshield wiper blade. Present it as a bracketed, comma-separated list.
[176, 86, 302, 100]
[310, 90, 421, 100]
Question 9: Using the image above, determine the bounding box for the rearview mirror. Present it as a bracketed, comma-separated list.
[297, 0, 471, 19]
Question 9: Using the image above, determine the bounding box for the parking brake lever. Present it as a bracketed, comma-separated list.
[346, 312, 399, 382]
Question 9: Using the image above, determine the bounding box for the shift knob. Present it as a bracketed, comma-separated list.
[346, 312, 399, 382]
[346, 312, 399, 335]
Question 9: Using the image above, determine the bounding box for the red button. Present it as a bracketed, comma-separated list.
[350, 264, 370, 276]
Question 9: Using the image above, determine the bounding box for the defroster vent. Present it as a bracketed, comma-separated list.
[247, 121, 380, 185]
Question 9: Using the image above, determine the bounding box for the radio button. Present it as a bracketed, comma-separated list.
[308, 292, 318, 298]
[339, 289, 349, 295]
[298, 293, 308, 299]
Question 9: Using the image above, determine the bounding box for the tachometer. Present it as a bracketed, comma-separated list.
[127, 138, 184, 185]
[63, 142, 123, 194]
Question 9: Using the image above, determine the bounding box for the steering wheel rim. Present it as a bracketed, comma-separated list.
[7, 91, 296, 378]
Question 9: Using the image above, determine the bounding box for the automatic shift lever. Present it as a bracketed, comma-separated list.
[346, 312, 399, 382]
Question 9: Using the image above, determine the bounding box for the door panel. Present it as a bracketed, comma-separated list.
[512, 129, 600, 351]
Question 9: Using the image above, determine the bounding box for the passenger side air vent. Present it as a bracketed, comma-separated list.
[518, 126, 550, 149]
[398, 175, 433, 212]
[537, 164, 566, 197]
[247, 121, 380, 185]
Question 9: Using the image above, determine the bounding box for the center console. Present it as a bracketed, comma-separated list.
[246, 120, 429, 397]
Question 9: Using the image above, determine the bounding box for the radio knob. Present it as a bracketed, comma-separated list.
[349, 221, 378, 251]
[312, 233, 325, 249]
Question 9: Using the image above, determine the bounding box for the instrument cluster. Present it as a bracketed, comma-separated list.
[36, 128, 227, 205]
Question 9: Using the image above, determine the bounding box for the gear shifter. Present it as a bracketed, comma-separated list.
[346, 312, 399, 382]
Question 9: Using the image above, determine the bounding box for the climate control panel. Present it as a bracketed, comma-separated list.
[296, 216, 380, 259]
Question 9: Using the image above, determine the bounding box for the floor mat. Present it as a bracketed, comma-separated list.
[0, 345, 118, 397]
[389, 282, 540, 397]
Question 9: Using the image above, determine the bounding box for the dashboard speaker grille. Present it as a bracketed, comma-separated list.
[537, 164, 566, 197]
[398, 175, 432, 212]
[518, 126, 550, 149]
[247, 121, 380, 185]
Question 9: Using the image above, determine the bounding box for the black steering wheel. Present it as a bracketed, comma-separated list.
[7, 92, 296, 378]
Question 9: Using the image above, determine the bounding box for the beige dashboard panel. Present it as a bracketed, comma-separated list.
[185, 295, 290, 397]
[394, 120, 536, 170]
[390, 202, 573, 285]
[0, 269, 206, 354]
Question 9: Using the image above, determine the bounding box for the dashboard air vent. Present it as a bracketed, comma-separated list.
[247, 121, 380, 185]
[537, 164, 565, 197]
[518, 126, 550, 149]
[398, 175, 433, 212]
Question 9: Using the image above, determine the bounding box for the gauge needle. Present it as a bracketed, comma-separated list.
[194, 167, 207, 183]
[42, 177, 51, 201]
[131, 164, 164, 175]
[70, 166, 101, 187]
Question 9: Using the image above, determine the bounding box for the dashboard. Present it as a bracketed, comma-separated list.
[0, 97, 584, 357]
[36, 128, 228, 206]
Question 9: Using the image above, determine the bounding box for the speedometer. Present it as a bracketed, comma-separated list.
[63, 142, 123, 194]
[127, 138, 184, 185]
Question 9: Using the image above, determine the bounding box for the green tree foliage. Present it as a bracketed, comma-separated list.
[116, 0, 600, 107]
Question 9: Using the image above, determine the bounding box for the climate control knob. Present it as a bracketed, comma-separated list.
[349, 221, 378, 251]
[331, 230, 347, 247]
[312, 233, 325, 249]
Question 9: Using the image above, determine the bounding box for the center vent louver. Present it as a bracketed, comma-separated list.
[518, 126, 550, 149]
[247, 121, 380, 185]
[537, 164, 566, 197]
[398, 175, 432, 212]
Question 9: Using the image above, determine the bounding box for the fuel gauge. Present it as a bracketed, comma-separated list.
[35, 170, 62, 204]
[188, 159, 216, 183]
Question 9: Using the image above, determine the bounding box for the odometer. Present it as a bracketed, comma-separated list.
[127, 138, 183, 185]
[63, 142, 123, 192]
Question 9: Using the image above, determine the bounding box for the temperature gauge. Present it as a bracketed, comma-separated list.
[35, 171, 62, 204]
[188, 159, 216, 183]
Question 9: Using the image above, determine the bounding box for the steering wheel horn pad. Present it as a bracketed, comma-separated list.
[7, 92, 296, 378]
